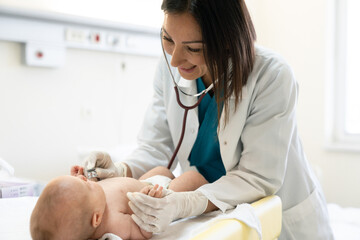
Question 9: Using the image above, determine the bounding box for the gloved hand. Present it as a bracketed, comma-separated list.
[127, 190, 208, 233]
[83, 151, 128, 180]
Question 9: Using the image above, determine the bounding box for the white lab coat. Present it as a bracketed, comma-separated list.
[120, 45, 334, 239]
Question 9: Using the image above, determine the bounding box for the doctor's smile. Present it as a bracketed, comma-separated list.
[179, 65, 196, 73]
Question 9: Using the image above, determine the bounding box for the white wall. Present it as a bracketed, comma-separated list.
[0, 0, 163, 28]
[0, 0, 162, 181]
[0, 41, 159, 181]
[247, 0, 360, 207]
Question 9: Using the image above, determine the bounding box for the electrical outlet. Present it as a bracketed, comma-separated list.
[25, 42, 65, 68]
[107, 34, 121, 47]
[89, 32, 102, 44]
[65, 28, 87, 43]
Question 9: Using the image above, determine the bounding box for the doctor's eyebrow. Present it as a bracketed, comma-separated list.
[162, 27, 203, 44]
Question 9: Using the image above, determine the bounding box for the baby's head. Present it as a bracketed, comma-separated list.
[30, 175, 106, 240]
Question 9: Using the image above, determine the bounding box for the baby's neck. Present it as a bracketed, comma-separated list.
[90, 204, 109, 239]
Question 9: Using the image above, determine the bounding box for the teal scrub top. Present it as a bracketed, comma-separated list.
[188, 78, 226, 183]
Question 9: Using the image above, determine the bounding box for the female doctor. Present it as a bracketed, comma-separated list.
[83, 0, 334, 239]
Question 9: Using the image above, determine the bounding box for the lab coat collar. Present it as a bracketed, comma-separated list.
[177, 77, 198, 96]
[175, 77, 199, 108]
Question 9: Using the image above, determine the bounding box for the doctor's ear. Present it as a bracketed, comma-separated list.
[91, 212, 103, 228]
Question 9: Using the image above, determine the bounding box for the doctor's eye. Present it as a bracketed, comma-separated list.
[187, 46, 202, 53]
[162, 35, 174, 43]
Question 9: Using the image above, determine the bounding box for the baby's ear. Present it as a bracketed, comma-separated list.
[91, 212, 103, 228]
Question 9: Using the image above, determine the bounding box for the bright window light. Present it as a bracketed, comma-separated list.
[327, 0, 360, 150]
[345, 0, 360, 134]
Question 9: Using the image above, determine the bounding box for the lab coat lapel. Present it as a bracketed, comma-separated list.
[218, 87, 249, 171]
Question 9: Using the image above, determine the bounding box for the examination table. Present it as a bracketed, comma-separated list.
[191, 195, 282, 240]
[0, 194, 282, 240]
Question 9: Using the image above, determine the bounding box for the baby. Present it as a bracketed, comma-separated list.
[30, 166, 208, 240]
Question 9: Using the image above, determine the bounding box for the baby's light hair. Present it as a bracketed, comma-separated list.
[30, 177, 95, 240]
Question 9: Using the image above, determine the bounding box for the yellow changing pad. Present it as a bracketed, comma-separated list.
[191, 195, 282, 240]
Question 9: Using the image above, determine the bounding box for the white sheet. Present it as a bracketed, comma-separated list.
[328, 203, 360, 240]
[0, 197, 359, 240]
[0, 196, 225, 240]
[99, 212, 231, 240]
[0, 197, 37, 240]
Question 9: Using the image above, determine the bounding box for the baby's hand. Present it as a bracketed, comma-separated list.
[140, 184, 163, 198]
[70, 165, 84, 176]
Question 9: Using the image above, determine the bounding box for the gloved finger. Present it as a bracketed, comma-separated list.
[95, 167, 115, 179]
[131, 214, 159, 233]
[84, 153, 98, 170]
[128, 201, 158, 224]
[127, 192, 166, 209]
[160, 188, 173, 197]
[100, 152, 112, 167]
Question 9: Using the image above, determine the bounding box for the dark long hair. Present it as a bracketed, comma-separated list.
[161, 0, 256, 126]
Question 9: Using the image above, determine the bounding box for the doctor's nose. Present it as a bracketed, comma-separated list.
[170, 46, 185, 67]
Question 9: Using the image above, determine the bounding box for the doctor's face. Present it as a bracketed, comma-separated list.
[162, 12, 211, 85]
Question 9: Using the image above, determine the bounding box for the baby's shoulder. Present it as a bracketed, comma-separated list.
[100, 177, 147, 192]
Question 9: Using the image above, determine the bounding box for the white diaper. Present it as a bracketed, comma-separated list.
[140, 175, 172, 189]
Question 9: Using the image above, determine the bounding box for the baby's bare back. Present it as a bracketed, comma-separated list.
[96, 177, 151, 239]
[98, 177, 148, 214]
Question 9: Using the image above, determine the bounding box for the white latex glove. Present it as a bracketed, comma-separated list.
[83, 151, 127, 180]
[127, 190, 208, 233]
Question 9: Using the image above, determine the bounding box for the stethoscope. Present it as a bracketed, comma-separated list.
[160, 29, 214, 169]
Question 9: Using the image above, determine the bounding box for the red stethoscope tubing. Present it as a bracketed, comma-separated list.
[167, 86, 206, 169]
